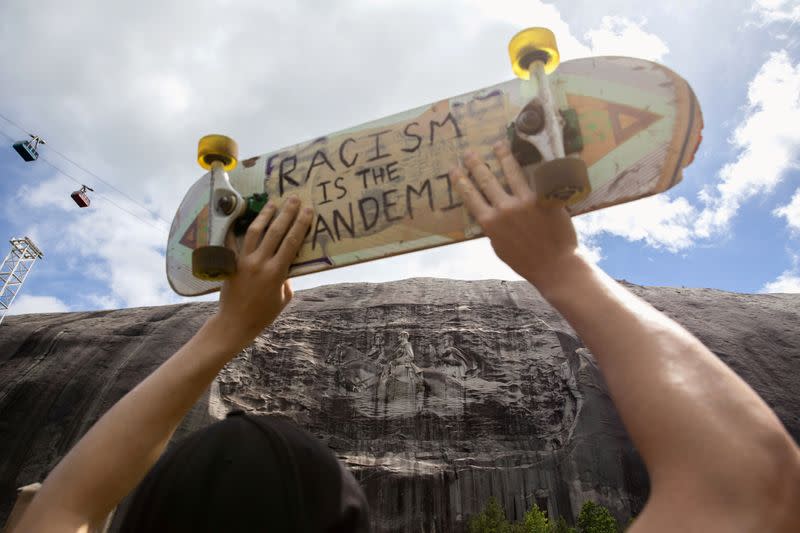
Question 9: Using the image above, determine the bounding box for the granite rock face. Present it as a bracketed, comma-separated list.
[1, 278, 798, 531]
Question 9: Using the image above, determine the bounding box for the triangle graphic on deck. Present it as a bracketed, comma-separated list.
[566, 94, 664, 167]
[607, 102, 662, 145]
[180, 205, 209, 249]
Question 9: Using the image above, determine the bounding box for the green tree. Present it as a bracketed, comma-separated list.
[521, 502, 549, 533]
[576, 501, 618, 533]
[469, 496, 513, 533]
[550, 516, 577, 533]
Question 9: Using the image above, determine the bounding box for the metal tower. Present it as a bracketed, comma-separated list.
[0, 237, 44, 325]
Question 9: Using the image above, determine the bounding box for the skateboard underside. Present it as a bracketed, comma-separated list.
[167, 56, 702, 296]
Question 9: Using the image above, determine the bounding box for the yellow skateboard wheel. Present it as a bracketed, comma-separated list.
[192, 246, 236, 281]
[197, 134, 239, 171]
[534, 158, 590, 208]
[508, 27, 560, 79]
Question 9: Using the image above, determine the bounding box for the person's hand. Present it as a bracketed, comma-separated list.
[449, 141, 581, 290]
[215, 196, 313, 346]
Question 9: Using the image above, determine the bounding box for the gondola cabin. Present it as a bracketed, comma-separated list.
[71, 186, 92, 208]
[13, 140, 40, 162]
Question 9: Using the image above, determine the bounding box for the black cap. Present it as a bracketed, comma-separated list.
[118, 411, 369, 532]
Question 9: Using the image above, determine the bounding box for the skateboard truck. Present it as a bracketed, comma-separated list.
[191, 135, 273, 281]
[508, 28, 591, 207]
[191, 134, 246, 281]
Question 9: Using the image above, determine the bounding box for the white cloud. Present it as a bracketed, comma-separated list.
[65, 212, 173, 309]
[4, 0, 794, 304]
[465, 2, 669, 62]
[761, 251, 800, 293]
[774, 188, 800, 233]
[8, 294, 70, 315]
[22, 176, 174, 308]
[16, 173, 78, 211]
[464, 0, 593, 61]
[761, 268, 800, 293]
[696, 50, 800, 238]
[585, 16, 669, 61]
[578, 238, 604, 265]
[575, 194, 697, 252]
[753, 0, 800, 23]
[85, 293, 122, 311]
[762, 272, 800, 292]
[570, 47, 799, 257]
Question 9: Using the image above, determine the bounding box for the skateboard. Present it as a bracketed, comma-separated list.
[167, 28, 703, 296]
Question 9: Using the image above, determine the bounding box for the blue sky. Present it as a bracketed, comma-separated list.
[1, 0, 799, 315]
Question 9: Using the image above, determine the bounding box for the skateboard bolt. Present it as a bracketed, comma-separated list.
[217, 194, 237, 215]
[516, 102, 545, 135]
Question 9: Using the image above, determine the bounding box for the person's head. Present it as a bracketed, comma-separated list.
[119, 411, 369, 532]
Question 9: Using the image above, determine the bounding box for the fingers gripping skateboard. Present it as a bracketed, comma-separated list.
[508, 28, 590, 207]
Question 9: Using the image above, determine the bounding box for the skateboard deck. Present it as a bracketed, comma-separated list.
[167, 56, 702, 296]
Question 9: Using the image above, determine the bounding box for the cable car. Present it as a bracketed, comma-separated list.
[71, 185, 93, 208]
[12, 135, 46, 162]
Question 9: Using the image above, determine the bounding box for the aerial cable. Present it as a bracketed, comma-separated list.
[1, 125, 167, 231]
[0, 112, 28, 136]
[44, 143, 171, 226]
[37, 155, 168, 231]
[0, 111, 170, 226]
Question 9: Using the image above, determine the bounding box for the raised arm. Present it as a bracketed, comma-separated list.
[450, 143, 800, 532]
[14, 198, 313, 533]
